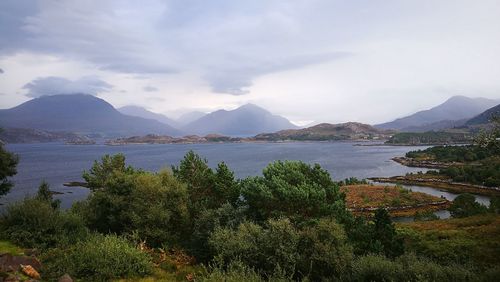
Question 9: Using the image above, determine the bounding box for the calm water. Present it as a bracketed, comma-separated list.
[2, 141, 431, 208]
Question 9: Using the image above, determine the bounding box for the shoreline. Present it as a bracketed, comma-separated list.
[368, 176, 500, 197]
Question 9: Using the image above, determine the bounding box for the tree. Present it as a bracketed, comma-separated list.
[0, 142, 18, 197]
[241, 161, 348, 222]
[83, 154, 136, 190]
[372, 208, 404, 258]
[172, 151, 240, 214]
[449, 193, 488, 218]
[37, 180, 61, 209]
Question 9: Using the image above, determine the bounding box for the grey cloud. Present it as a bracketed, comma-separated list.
[0, 68, 3, 74]
[143, 86, 159, 92]
[23, 76, 113, 98]
[206, 52, 351, 95]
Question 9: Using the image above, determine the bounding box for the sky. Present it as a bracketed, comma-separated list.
[0, 0, 499, 125]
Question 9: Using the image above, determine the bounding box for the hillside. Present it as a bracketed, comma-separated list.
[0, 127, 93, 144]
[118, 105, 178, 128]
[254, 122, 392, 141]
[465, 104, 500, 126]
[0, 94, 182, 137]
[376, 96, 498, 130]
[181, 103, 298, 136]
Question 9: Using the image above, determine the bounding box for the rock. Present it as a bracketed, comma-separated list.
[20, 265, 40, 280]
[0, 254, 41, 272]
[58, 274, 73, 282]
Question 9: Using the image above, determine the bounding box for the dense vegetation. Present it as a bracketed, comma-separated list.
[386, 131, 473, 145]
[0, 139, 18, 197]
[1, 150, 499, 281]
[403, 119, 500, 187]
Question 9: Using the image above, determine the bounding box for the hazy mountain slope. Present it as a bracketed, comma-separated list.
[0, 94, 182, 137]
[182, 103, 298, 136]
[176, 111, 207, 126]
[465, 104, 500, 126]
[400, 119, 468, 132]
[118, 105, 178, 128]
[376, 96, 499, 130]
[254, 122, 392, 141]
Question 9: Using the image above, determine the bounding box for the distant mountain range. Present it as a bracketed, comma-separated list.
[118, 105, 179, 128]
[0, 94, 182, 137]
[375, 96, 499, 131]
[181, 103, 299, 136]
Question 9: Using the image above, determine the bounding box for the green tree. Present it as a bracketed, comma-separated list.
[78, 169, 189, 247]
[449, 193, 488, 218]
[241, 161, 348, 222]
[37, 180, 61, 209]
[0, 142, 18, 197]
[172, 151, 240, 215]
[83, 154, 136, 190]
[373, 208, 404, 258]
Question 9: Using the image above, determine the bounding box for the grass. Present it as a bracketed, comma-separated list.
[0, 240, 24, 255]
[398, 214, 500, 268]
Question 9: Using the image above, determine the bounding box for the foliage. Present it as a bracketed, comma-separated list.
[77, 169, 189, 247]
[83, 153, 137, 190]
[351, 253, 475, 282]
[0, 142, 18, 197]
[448, 193, 488, 218]
[406, 144, 498, 163]
[399, 214, 500, 267]
[199, 260, 288, 282]
[188, 203, 247, 263]
[241, 160, 348, 222]
[41, 234, 152, 281]
[414, 210, 440, 221]
[0, 197, 88, 249]
[36, 180, 61, 209]
[172, 151, 241, 216]
[209, 217, 352, 280]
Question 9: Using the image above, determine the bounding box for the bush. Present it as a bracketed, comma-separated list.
[351, 253, 475, 282]
[449, 193, 488, 218]
[78, 169, 190, 247]
[41, 234, 152, 281]
[209, 217, 353, 280]
[0, 197, 88, 249]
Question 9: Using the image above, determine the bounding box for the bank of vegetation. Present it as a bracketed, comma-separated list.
[0, 142, 499, 281]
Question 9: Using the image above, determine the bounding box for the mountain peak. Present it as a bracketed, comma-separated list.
[376, 95, 499, 130]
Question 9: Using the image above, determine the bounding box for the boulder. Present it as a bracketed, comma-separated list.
[58, 274, 73, 282]
[0, 254, 42, 272]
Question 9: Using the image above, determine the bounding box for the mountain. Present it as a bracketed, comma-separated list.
[398, 119, 468, 132]
[182, 103, 298, 136]
[0, 94, 182, 137]
[375, 96, 499, 130]
[254, 122, 393, 141]
[118, 105, 178, 128]
[465, 104, 500, 126]
[176, 111, 206, 126]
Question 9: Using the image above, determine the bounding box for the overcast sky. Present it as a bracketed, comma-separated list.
[1, 0, 499, 125]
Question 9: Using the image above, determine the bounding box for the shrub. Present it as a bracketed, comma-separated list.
[351, 253, 475, 282]
[0, 197, 88, 249]
[78, 169, 190, 247]
[449, 193, 488, 218]
[41, 234, 152, 281]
